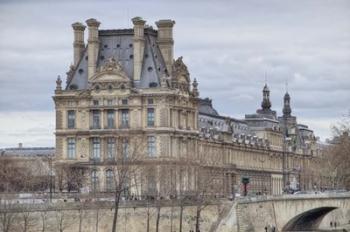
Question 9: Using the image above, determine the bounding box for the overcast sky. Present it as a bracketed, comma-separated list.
[0, 0, 349, 148]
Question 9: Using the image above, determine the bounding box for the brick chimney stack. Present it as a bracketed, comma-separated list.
[72, 22, 86, 67]
[86, 18, 100, 80]
[155, 19, 175, 74]
[132, 17, 146, 81]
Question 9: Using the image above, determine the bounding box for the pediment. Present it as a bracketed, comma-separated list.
[90, 57, 130, 84]
[91, 72, 129, 83]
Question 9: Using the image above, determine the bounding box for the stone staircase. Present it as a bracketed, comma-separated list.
[236, 203, 249, 232]
[209, 201, 234, 232]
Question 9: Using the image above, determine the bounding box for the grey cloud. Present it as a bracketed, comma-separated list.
[0, 0, 349, 143]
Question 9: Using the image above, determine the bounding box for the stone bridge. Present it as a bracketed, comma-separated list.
[232, 193, 350, 231]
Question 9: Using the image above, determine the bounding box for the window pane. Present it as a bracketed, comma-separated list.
[67, 110, 75, 129]
[121, 109, 129, 128]
[147, 108, 155, 127]
[92, 110, 100, 129]
[91, 170, 99, 192]
[122, 139, 129, 159]
[67, 138, 76, 159]
[91, 137, 100, 160]
[106, 170, 114, 192]
[107, 137, 115, 160]
[107, 110, 115, 129]
[147, 136, 156, 157]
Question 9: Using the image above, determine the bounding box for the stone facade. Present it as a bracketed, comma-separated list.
[53, 17, 325, 197]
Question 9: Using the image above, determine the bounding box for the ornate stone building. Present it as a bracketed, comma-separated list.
[53, 17, 321, 197]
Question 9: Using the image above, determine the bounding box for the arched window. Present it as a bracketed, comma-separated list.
[91, 170, 99, 192]
[105, 169, 114, 192]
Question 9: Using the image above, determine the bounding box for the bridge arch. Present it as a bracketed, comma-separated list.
[282, 206, 337, 231]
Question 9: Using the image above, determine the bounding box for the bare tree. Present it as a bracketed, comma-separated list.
[109, 136, 146, 232]
[0, 202, 15, 232]
[54, 210, 75, 232]
[40, 211, 48, 232]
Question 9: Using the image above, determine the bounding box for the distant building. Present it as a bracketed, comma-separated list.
[0, 144, 54, 192]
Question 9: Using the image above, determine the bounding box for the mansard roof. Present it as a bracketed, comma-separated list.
[0, 147, 55, 157]
[66, 28, 167, 90]
[198, 98, 219, 116]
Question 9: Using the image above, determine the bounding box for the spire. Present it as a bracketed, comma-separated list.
[283, 91, 292, 117]
[261, 84, 271, 110]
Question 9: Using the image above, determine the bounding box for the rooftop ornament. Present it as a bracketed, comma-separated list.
[56, 75, 62, 91]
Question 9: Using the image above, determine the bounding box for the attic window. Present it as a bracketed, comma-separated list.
[122, 99, 128, 105]
[158, 67, 161, 71]
[148, 98, 154, 105]
[129, 43, 133, 48]
[155, 55, 158, 59]
[108, 85, 113, 91]
[95, 85, 100, 91]
[85, 56, 88, 60]
[145, 54, 148, 58]
[149, 82, 158, 88]
[93, 100, 99, 106]
[129, 54, 133, 59]
[100, 56, 105, 60]
[147, 67, 153, 72]
[78, 69, 84, 74]
[69, 84, 78, 90]
[116, 44, 120, 48]
[104, 44, 108, 48]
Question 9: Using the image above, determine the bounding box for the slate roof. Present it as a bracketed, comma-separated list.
[67, 28, 167, 90]
[0, 147, 55, 157]
[198, 98, 219, 116]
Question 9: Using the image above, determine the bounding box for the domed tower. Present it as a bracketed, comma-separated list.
[261, 84, 272, 111]
[283, 92, 292, 117]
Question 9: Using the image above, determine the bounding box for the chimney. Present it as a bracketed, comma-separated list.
[86, 18, 101, 80]
[18, 143, 23, 149]
[72, 22, 86, 66]
[155, 19, 175, 74]
[132, 17, 146, 81]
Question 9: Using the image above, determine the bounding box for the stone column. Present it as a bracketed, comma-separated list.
[86, 18, 100, 80]
[72, 22, 86, 66]
[155, 19, 175, 74]
[132, 17, 146, 81]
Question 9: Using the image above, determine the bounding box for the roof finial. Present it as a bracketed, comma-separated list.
[56, 75, 62, 91]
[285, 78, 289, 93]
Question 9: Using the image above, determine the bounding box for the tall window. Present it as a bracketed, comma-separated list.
[67, 138, 76, 159]
[91, 137, 101, 160]
[147, 136, 156, 157]
[121, 109, 129, 128]
[91, 170, 99, 192]
[122, 138, 129, 160]
[107, 110, 115, 129]
[147, 108, 155, 127]
[105, 170, 114, 192]
[107, 137, 116, 160]
[67, 110, 75, 129]
[92, 110, 101, 129]
[147, 174, 157, 195]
